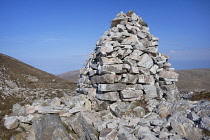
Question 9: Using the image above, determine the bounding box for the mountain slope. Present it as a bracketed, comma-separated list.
[57, 68, 210, 90]
[0, 53, 77, 139]
[0, 53, 76, 89]
[56, 70, 79, 83]
[176, 68, 210, 90]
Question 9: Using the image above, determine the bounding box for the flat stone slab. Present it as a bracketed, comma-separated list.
[120, 90, 143, 100]
[96, 92, 120, 101]
[99, 64, 123, 74]
[98, 83, 126, 92]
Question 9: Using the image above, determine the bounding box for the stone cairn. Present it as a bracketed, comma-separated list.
[3, 11, 209, 140]
[77, 10, 180, 106]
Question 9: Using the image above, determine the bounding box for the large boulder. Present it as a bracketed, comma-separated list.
[32, 114, 70, 140]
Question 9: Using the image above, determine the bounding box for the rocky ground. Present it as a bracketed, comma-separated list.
[2, 91, 210, 140]
[0, 54, 76, 139]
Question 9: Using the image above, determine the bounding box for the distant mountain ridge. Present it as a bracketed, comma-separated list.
[57, 68, 210, 90]
[56, 70, 80, 83]
[176, 68, 210, 91]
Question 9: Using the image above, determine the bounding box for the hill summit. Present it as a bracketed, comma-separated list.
[77, 10, 180, 104]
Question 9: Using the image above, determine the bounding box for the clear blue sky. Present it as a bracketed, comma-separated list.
[0, 0, 210, 74]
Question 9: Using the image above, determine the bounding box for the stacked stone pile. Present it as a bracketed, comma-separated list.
[77, 10, 180, 103]
[3, 11, 210, 140]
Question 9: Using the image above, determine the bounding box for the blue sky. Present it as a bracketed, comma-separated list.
[0, 0, 210, 74]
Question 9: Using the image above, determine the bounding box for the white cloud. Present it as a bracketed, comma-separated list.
[40, 38, 60, 42]
[167, 48, 210, 61]
[169, 50, 176, 54]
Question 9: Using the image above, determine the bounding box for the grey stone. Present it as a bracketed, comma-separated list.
[150, 119, 164, 126]
[149, 41, 158, 46]
[122, 63, 131, 71]
[150, 64, 158, 74]
[99, 43, 114, 54]
[100, 73, 117, 83]
[129, 49, 144, 59]
[143, 85, 158, 99]
[124, 58, 137, 67]
[123, 49, 132, 57]
[191, 100, 210, 118]
[121, 35, 139, 45]
[62, 95, 86, 108]
[110, 102, 138, 118]
[117, 133, 138, 140]
[46, 97, 61, 106]
[32, 98, 45, 106]
[170, 112, 203, 140]
[37, 106, 60, 114]
[200, 116, 210, 131]
[118, 125, 135, 135]
[18, 116, 29, 123]
[137, 54, 154, 68]
[85, 99, 91, 111]
[69, 106, 86, 114]
[137, 31, 146, 39]
[135, 126, 159, 140]
[12, 103, 26, 116]
[130, 66, 139, 73]
[5, 80, 17, 88]
[106, 120, 118, 129]
[93, 120, 107, 132]
[138, 74, 155, 84]
[159, 70, 179, 79]
[131, 13, 139, 21]
[161, 84, 180, 102]
[68, 116, 85, 138]
[78, 111, 100, 140]
[128, 117, 141, 126]
[120, 90, 143, 101]
[99, 64, 123, 74]
[121, 74, 138, 84]
[98, 83, 126, 91]
[187, 112, 200, 121]
[32, 114, 70, 140]
[100, 57, 123, 65]
[99, 128, 118, 140]
[4, 116, 19, 129]
[139, 67, 150, 75]
[147, 99, 160, 112]
[96, 91, 120, 101]
[111, 17, 129, 27]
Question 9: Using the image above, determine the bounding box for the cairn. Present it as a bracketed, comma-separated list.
[77, 10, 180, 105]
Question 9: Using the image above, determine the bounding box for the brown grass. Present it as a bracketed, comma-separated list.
[202, 128, 210, 136]
[132, 100, 149, 113]
[0, 92, 24, 140]
[189, 91, 210, 101]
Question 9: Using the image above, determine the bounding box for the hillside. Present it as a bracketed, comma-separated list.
[0, 53, 76, 89]
[0, 53, 77, 139]
[176, 68, 210, 90]
[57, 69, 210, 90]
[56, 70, 80, 82]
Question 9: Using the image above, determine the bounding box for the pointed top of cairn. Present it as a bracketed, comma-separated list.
[77, 11, 180, 107]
